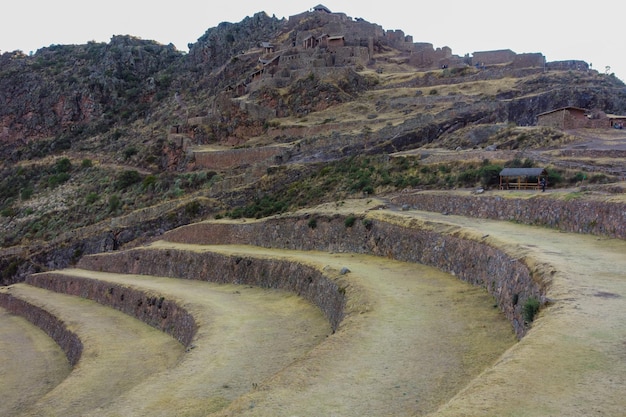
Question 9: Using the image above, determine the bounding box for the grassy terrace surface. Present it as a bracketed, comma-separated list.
[0, 284, 183, 417]
[2, 199, 625, 416]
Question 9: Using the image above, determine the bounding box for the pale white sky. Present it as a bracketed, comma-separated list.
[2, 1, 625, 82]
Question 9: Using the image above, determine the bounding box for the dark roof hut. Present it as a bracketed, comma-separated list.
[499, 168, 547, 190]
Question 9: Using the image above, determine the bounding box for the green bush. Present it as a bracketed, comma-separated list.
[116, 170, 142, 190]
[142, 175, 157, 190]
[184, 201, 202, 216]
[308, 218, 317, 229]
[85, 192, 99, 205]
[1, 206, 17, 217]
[47, 172, 70, 188]
[547, 170, 563, 185]
[21, 186, 34, 200]
[344, 215, 357, 228]
[523, 297, 540, 323]
[54, 157, 72, 173]
[457, 169, 478, 186]
[571, 172, 587, 183]
[478, 164, 503, 188]
[124, 147, 138, 160]
[108, 195, 121, 213]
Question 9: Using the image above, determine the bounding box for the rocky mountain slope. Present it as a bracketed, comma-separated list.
[1, 6, 626, 283]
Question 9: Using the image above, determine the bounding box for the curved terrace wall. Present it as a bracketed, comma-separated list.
[77, 251, 346, 332]
[392, 192, 626, 239]
[163, 214, 544, 338]
[25, 273, 197, 347]
[0, 292, 83, 366]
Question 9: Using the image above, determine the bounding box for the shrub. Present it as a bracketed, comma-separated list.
[54, 157, 72, 173]
[116, 170, 142, 190]
[478, 164, 503, 188]
[184, 201, 202, 216]
[344, 215, 357, 228]
[547, 170, 563, 185]
[362, 184, 374, 195]
[142, 175, 157, 190]
[85, 192, 99, 205]
[47, 172, 70, 188]
[308, 218, 317, 229]
[589, 174, 608, 184]
[523, 297, 540, 323]
[1, 206, 17, 217]
[457, 169, 478, 186]
[124, 147, 138, 160]
[571, 172, 587, 183]
[108, 195, 121, 213]
[21, 186, 34, 200]
[81, 159, 93, 168]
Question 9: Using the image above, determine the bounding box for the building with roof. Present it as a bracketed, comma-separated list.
[537, 106, 626, 130]
[536, 107, 589, 130]
[499, 168, 547, 190]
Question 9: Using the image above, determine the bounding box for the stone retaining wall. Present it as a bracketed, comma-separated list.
[26, 273, 197, 347]
[392, 193, 626, 239]
[163, 214, 543, 338]
[77, 251, 346, 332]
[193, 146, 285, 170]
[0, 292, 83, 366]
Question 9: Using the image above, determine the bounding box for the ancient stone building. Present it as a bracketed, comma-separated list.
[546, 60, 589, 72]
[536, 107, 590, 129]
[472, 49, 517, 66]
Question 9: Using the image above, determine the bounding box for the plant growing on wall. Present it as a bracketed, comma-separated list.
[523, 297, 540, 323]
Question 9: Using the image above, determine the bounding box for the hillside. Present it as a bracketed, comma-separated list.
[1, 5, 625, 280]
[1, 5, 626, 417]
